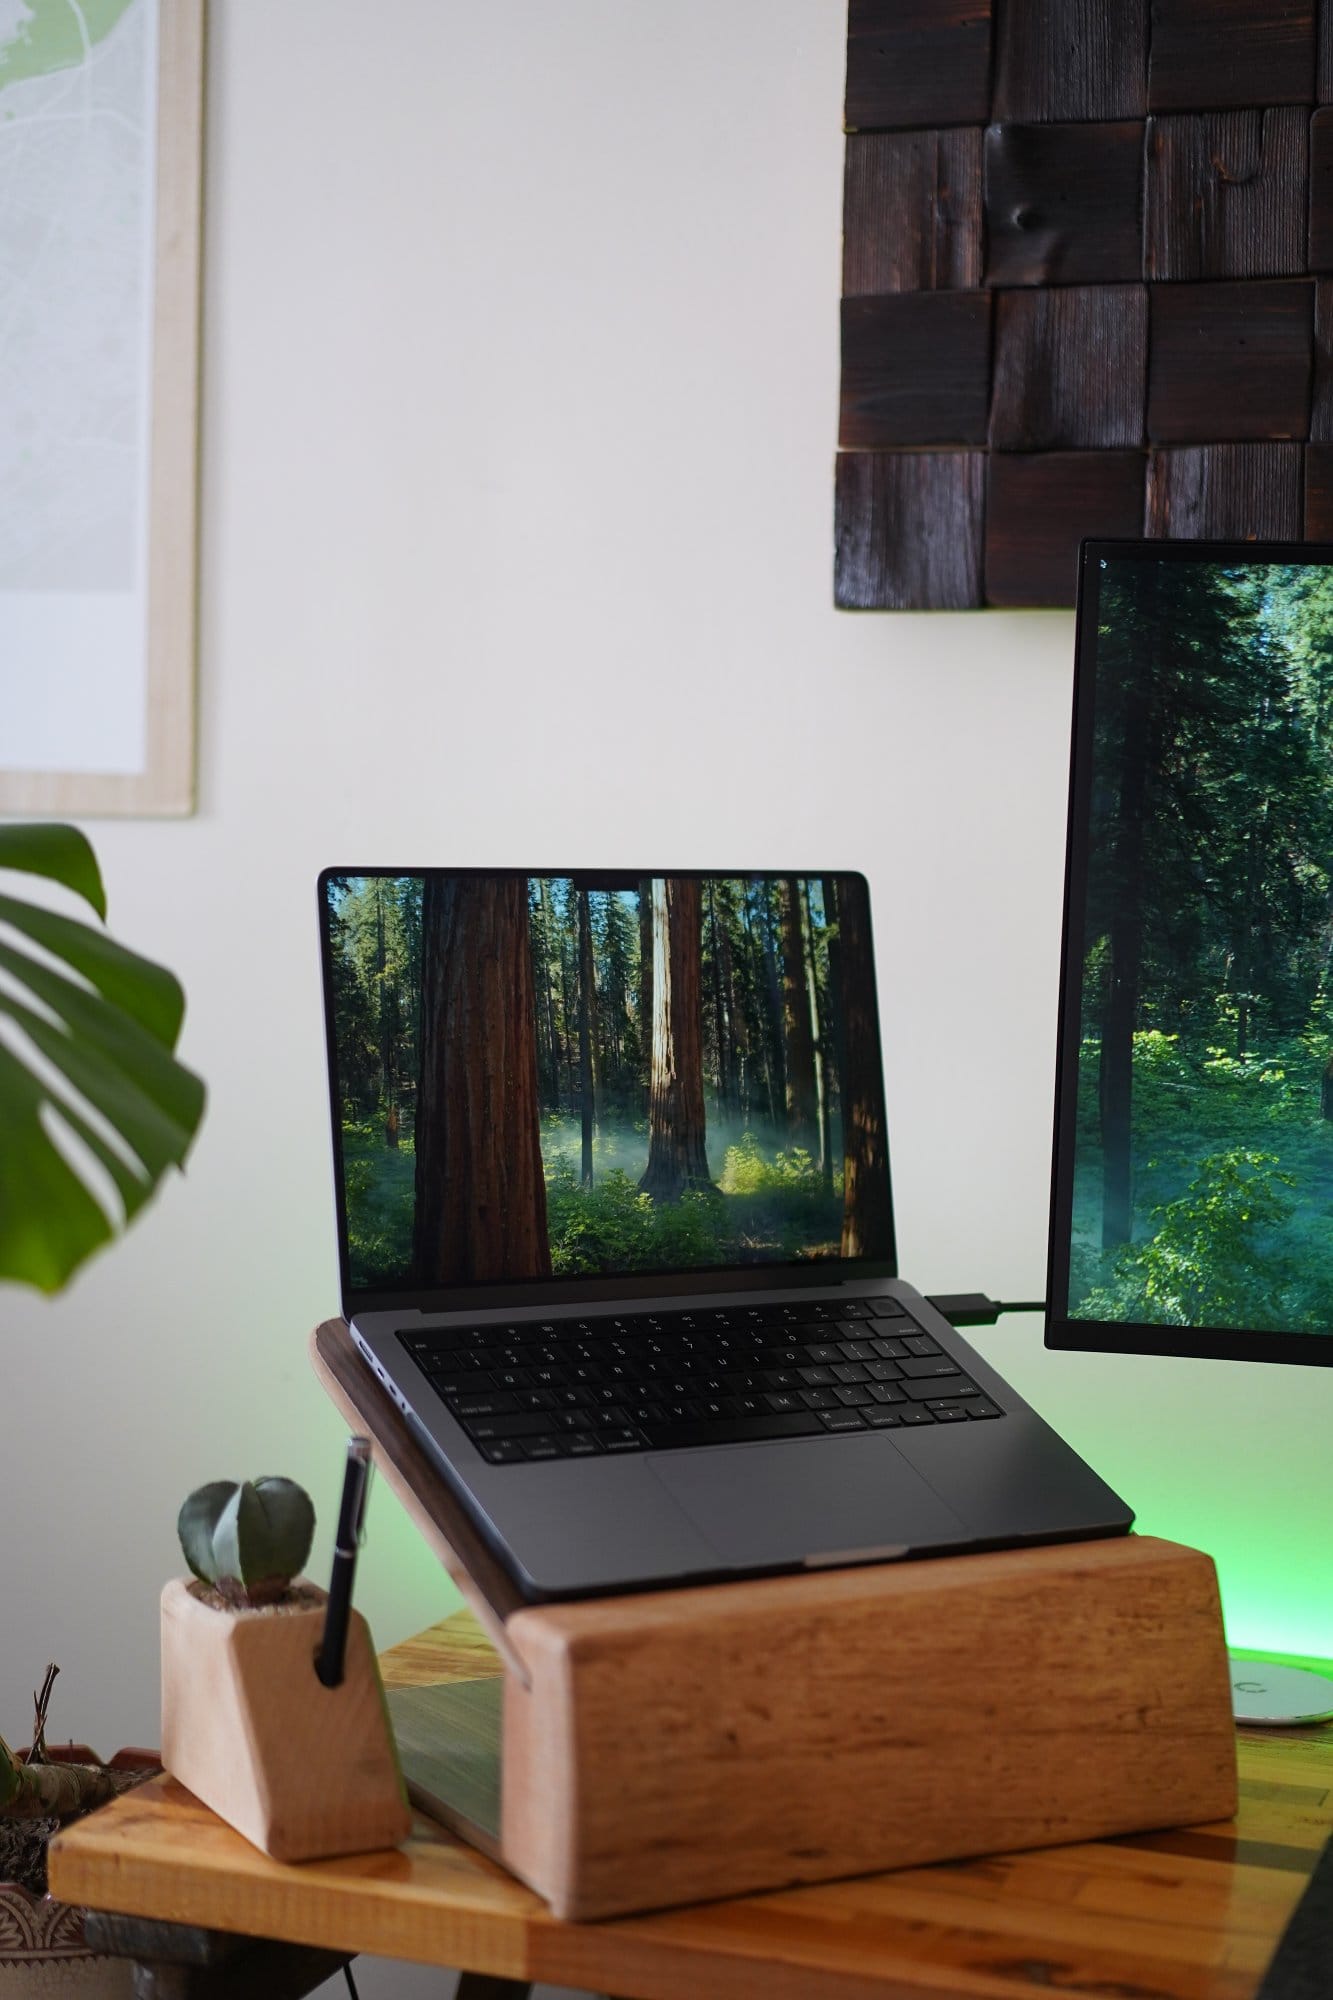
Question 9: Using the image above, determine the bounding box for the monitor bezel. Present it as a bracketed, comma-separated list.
[1047, 537, 1333, 1367]
[319, 866, 898, 1320]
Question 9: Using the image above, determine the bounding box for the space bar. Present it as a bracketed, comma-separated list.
[641, 1413, 824, 1450]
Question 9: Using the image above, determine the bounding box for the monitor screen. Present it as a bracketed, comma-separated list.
[1048, 541, 1333, 1364]
[320, 871, 894, 1298]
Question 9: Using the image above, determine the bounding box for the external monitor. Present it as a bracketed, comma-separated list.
[1048, 538, 1333, 1722]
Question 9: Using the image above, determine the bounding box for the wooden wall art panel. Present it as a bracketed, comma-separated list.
[837, 0, 1333, 608]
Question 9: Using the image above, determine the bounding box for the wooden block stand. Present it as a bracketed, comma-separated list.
[313, 1319, 1238, 1922]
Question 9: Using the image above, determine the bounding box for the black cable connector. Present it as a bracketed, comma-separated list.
[925, 1293, 1047, 1327]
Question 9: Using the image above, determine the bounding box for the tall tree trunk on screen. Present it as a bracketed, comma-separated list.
[780, 878, 818, 1151]
[413, 875, 551, 1284]
[638, 878, 654, 1100]
[578, 887, 596, 1187]
[838, 875, 893, 1259]
[803, 880, 833, 1195]
[638, 877, 713, 1202]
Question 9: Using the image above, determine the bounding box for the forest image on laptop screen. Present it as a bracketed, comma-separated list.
[325, 875, 892, 1289]
[1069, 555, 1333, 1337]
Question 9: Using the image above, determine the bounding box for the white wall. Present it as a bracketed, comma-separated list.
[4, 3, 1332, 1987]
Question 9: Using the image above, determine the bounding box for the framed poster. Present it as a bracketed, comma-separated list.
[0, 0, 203, 815]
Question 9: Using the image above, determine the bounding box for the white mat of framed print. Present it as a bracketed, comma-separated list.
[0, 0, 203, 817]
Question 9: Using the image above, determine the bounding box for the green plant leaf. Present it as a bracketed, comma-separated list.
[177, 1482, 239, 1586]
[0, 827, 206, 1293]
[0, 824, 105, 919]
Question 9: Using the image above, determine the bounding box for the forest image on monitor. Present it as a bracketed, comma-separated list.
[325, 874, 892, 1290]
[1069, 557, 1333, 1335]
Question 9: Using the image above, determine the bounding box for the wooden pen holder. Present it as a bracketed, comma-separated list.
[160, 1578, 412, 1863]
[313, 1318, 1238, 1920]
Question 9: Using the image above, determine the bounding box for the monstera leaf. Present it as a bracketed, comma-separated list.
[0, 824, 206, 1293]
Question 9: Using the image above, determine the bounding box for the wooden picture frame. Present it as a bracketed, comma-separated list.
[0, 0, 204, 816]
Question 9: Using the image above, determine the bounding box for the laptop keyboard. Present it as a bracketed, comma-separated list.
[395, 1296, 1003, 1465]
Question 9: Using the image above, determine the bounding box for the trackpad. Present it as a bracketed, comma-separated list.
[649, 1435, 971, 1569]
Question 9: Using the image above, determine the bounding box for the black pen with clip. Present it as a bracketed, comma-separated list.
[315, 1434, 373, 1688]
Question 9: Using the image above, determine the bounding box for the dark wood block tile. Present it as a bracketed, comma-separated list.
[843, 130, 983, 295]
[1146, 443, 1303, 536]
[1147, 281, 1313, 442]
[984, 452, 1145, 607]
[984, 122, 1144, 286]
[834, 452, 985, 609]
[1145, 110, 1308, 280]
[990, 287, 1147, 449]
[1149, 0, 1315, 110]
[994, 0, 1147, 120]
[1312, 280, 1333, 439]
[840, 293, 992, 448]
[1311, 109, 1333, 270]
[844, 0, 992, 132]
[1305, 442, 1333, 532]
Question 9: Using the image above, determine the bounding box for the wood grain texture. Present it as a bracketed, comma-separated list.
[1323, 0, 1333, 101]
[1310, 109, 1333, 273]
[1147, 281, 1313, 443]
[842, 129, 982, 294]
[990, 287, 1146, 450]
[1146, 443, 1304, 536]
[158, 1580, 412, 1864]
[499, 1535, 1236, 1922]
[1145, 109, 1308, 280]
[844, 0, 992, 132]
[993, 0, 1148, 120]
[834, 451, 984, 609]
[1305, 442, 1333, 531]
[1148, 0, 1315, 110]
[985, 451, 1146, 606]
[1312, 279, 1333, 440]
[984, 121, 1145, 287]
[839, 291, 992, 448]
[50, 1604, 1333, 2000]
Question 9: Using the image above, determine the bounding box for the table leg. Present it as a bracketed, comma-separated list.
[81, 1910, 350, 1997]
[453, 1978, 532, 2000]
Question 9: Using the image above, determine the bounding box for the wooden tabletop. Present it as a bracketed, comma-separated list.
[50, 1611, 1333, 2000]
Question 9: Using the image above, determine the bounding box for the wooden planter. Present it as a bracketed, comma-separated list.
[160, 1579, 411, 1863]
[313, 1319, 1239, 1922]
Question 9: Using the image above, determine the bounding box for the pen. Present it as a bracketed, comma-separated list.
[315, 1435, 372, 1688]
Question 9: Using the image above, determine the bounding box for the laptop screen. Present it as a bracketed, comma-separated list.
[319, 871, 894, 1297]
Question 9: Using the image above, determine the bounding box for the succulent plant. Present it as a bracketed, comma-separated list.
[177, 1478, 316, 1607]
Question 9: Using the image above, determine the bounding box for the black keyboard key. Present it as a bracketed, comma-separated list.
[837, 1340, 876, 1361]
[591, 1406, 631, 1429]
[464, 1411, 561, 1441]
[629, 1403, 667, 1426]
[868, 1381, 907, 1404]
[899, 1356, 962, 1379]
[819, 1409, 868, 1432]
[831, 1361, 870, 1383]
[862, 1408, 903, 1428]
[931, 1405, 969, 1423]
[601, 1429, 646, 1452]
[762, 1369, 801, 1390]
[903, 1376, 967, 1400]
[834, 1384, 873, 1407]
[836, 1301, 874, 1320]
[897, 1405, 936, 1425]
[521, 1436, 566, 1460]
[870, 1338, 909, 1360]
[556, 1411, 593, 1431]
[868, 1297, 907, 1318]
[905, 1334, 942, 1356]
[516, 1390, 558, 1411]
[803, 1344, 841, 1364]
[565, 1433, 604, 1455]
[557, 1388, 594, 1408]
[765, 1392, 803, 1414]
[800, 1387, 839, 1409]
[968, 1400, 1002, 1419]
[492, 1369, 533, 1390]
[641, 1413, 822, 1449]
[798, 1365, 836, 1385]
[478, 1439, 526, 1463]
[451, 1393, 518, 1418]
[865, 1359, 902, 1382]
[433, 1372, 495, 1397]
[924, 1389, 982, 1408]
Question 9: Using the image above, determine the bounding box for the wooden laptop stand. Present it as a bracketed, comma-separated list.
[312, 1317, 1238, 1921]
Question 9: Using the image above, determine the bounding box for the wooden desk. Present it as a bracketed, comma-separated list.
[50, 1611, 1333, 2000]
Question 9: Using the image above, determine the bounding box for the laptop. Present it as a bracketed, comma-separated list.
[318, 868, 1132, 1600]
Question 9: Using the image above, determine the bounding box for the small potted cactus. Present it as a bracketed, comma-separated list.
[160, 1476, 410, 1863]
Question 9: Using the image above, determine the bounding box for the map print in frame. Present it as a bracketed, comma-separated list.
[0, 0, 202, 815]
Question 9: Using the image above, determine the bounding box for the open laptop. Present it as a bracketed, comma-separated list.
[319, 869, 1132, 1600]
